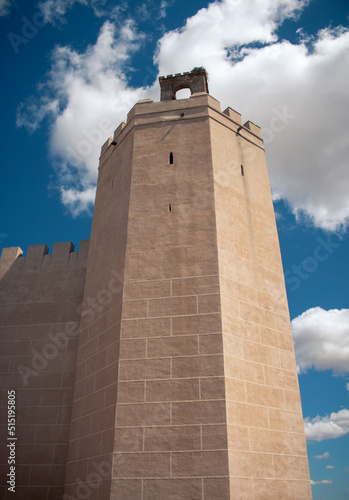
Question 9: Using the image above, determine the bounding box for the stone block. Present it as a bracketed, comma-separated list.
[268, 408, 305, 433]
[245, 381, 285, 408]
[147, 335, 198, 357]
[114, 427, 143, 452]
[117, 381, 145, 403]
[115, 402, 171, 426]
[253, 479, 295, 500]
[199, 333, 223, 354]
[146, 378, 200, 402]
[144, 425, 201, 451]
[294, 480, 312, 499]
[148, 296, 197, 317]
[113, 452, 171, 478]
[122, 300, 148, 319]
[198, 293, 221, 313]
[239, 302, 275, 329]
[228, 477, 253, 500]
[172, 400, 226, 425]
[249, 428, 290, 454]
[226, 401, 269, 428]
[172, 354, 224, 378]
[264, 365, 299, 391]
[121, 317, 171, 339]
[260, 326, 294, 351]
[226, 425, 249, 451]
[222, 314, 260, 342]
[123, 280, 171, 300]
[273, 454, 311, 480]
[119, 338, 146, 359]
[202, 424, 228, 449]
[172, 313, 222, 335]
[110, 479, 142, 499]
[228, 450, 274, 478]
[204, 477, 230, 499]
[172, 450, 229, 477]
[172, 275, 219, 296]
[224, 356, 264, 384]
[119, 358, 170, 381]
[143, 478, 202, 499]
[200, 377, 226, 400]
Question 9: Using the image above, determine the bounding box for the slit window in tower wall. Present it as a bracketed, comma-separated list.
[169, 152, 174, 164]
[241, 165, 244, 176]
[169, 204, 172, 212]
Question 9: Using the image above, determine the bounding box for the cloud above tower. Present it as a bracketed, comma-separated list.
[16, 0, 349, 228]
[17, 20, 149, 215]
[155, 0, 349, 230]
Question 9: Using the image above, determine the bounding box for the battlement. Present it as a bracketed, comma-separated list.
[100, 92, 263, 164]
[0, 239, 89, 278]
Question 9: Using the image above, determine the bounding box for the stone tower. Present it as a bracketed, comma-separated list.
[63, 69, 311, 499]
[0, 68, 312, 499]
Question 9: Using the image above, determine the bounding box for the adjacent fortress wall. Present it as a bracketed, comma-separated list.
[0, 241, 88, 500]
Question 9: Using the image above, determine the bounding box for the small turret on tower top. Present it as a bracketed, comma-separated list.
[159, 67, 209, 101]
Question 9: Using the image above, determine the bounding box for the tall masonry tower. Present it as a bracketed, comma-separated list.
[62, 68, 312, 499]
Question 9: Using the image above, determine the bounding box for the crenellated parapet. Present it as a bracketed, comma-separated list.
[0, 240, 89, 279]
[99, 95, 263, 168]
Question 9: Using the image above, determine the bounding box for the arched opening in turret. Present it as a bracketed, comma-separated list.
[175, 88, 191, 100]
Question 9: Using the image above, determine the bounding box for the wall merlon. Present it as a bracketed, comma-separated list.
[191, 93, 221, 112]
[0, 246, 23, 261]
[0, 240, 90, 275]
[113, 121, 127, 141]
[243, 120, 263, 139]
[223, 107, 242, 126]
[100, 122, 128, 161]
[101, 137, 113, 157]
[0, 246, 23, 279]
[26, 244, 49, 267]
[52, 241, 75, 258]
[78, 239, 90, 259]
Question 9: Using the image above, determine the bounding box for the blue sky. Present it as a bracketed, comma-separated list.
[1, 0, 349, 497]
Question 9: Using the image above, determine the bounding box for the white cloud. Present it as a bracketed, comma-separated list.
[0, 0, 13, 16]
[304, 408, 349, 441]
[37, 0, 123, 24]
[310, 479, 333, 485]
[158, 0, 173, 19]
[326, 465, 335, 469]
[291, 307, 349, 373]
[16, 0, 349, 226]
[17, 20, 149, 215]
[346, 382, 349, 394]
[38, 0, 86, 24]
[155, 0, 308, 71]
[60, 186, 96, 217]
[154, 0, 349, 230]
[313, 452, 330, 460]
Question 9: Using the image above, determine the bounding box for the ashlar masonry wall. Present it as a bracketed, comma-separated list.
[0, 241, 88, 500]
